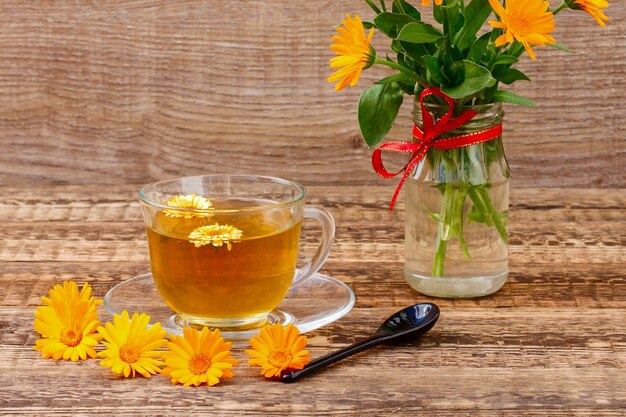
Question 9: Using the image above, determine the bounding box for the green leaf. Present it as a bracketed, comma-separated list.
[492, 90, 538, 106]
[423, 55, 444, 85]
[467, 32, 490, 64]
[362, 20, 376, 30]
[468, 206, 491, 225]
[392, 0, 421, 20]
[421, 205, 442, 223]
[374, 12, 418, 37]
[441, 60, 496, 99]
[453, 0, 493, 51]
[442, 0, 463, 38]
[548, 43, 576, 54]
[494, 54, 519, 65]
[397, 22, 443, 44]
[498, 68, 530, 85]
[485, 42, 497, 66]
[433, 4, 443, 24]
[399, 41, 431, 65]
[358, 82, 405, 147]
[442, 0, 462, 10]
[452, 12, 465, 38]
[442, 60, 465, 85]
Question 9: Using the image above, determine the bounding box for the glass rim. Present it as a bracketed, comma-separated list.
[414, 99, 503, 112]
[138, 174, 307, 214]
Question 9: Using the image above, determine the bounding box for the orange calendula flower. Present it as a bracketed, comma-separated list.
[422, 0, 443, 6]
[34, 281, 102, 361]
[328, 14, 376, 92]
[97, 311, 168, 378]
[246, 323, 310, 378]
[488, 0, 556, 60]
[164, 194, 213, 218]
[162, 327, 238, 387]
[568, 0, 608, 27]
[188, 223, 243, 250]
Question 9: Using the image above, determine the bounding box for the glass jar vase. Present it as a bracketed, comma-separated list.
[404, 101, 509, 298]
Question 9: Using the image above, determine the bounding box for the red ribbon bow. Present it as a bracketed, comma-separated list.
[372, 87, 503, 212]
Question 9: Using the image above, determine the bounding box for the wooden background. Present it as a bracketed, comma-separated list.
[0, 1, 625, 416]
[0, 0, 623, 188]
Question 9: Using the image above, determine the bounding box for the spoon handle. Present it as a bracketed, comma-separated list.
[281, 335, 384, 383]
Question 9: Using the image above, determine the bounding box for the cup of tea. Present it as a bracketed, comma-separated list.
[138, 174, 334, 329]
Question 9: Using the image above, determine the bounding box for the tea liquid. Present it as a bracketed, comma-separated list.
[146, 198, 301, 324]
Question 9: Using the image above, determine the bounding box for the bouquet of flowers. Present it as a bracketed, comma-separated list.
[328, 0, 608, 292]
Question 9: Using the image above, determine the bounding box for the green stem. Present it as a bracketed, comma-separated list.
[433, 236, 447, 277]
[488, 47, 504, 72]
[431, 183, 470, 277]
[441, 1, 450, 36]
[552, 1, 568, 15]
[363, 0, 382, 14]
[432, 184, 451, 277]
[507, 41, 525, 58]
[468, 186, 508, 244]
[379, 0, 387, 12]
[374, 57, 428, 86]
[392, 0, 405, 13]
[480, 187, 508, 244]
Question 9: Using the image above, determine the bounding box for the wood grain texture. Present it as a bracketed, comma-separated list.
[0, 1, 624, 415]
[0, 1, 624, 188]
[0, 185, 624, 416]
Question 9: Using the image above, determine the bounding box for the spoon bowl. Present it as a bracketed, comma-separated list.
[376, 302, 440, 342]
[281, 302, 439, 383]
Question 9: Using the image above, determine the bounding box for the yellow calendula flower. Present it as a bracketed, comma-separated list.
[488, 0, 556, 60]
[188, 223, 243, 250]
[164, 194, 213, 218]
[328, 13, 376, 92]
[34, 281, 102, 362]
[568, 0, 608, 27]
[246, 323, 310, 378]
[97, 311, 168, 378]
[162, 327, 238, 387]
[422, 0, 443, 6]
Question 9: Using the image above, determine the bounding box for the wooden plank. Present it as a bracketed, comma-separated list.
[5, 304, 625, 352]
[3, 306, 626, 411]
[1, 238, 621, 265]
[0, 408, 624, 417]
[1, 260, 626, 311]
[0, 185, 623, 207]
[0, 219, 623, 246]
[0, 354, 624, 415]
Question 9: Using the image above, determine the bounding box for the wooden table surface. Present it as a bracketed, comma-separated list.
[0, 2, 624, 414]
[1, 184, 624, 416]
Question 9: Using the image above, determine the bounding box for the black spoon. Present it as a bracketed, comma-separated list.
[281, 302, 440, 383]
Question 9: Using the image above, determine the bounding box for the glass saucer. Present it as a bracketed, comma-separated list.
[104, 272, 355, 347]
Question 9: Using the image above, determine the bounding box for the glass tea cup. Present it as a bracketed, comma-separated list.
[138, 174, 334, 329]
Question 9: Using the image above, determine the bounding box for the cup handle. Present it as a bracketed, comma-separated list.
[292, 207, 335, 287]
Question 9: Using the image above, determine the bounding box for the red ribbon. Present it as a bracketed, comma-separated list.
[372, 87, 503, 212]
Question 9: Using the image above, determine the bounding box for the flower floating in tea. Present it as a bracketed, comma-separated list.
[34, 281, 102, 361]
[164, 193, 213, 218]
[162, 327, 238, 387]
[97, 311, 168, 378]
[327, 13, 376, 92]
[567, 0, 609, 27]
[246, 323, 310, 379]
[488, 0, 556, 60]
[187, 223, 243, 250]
